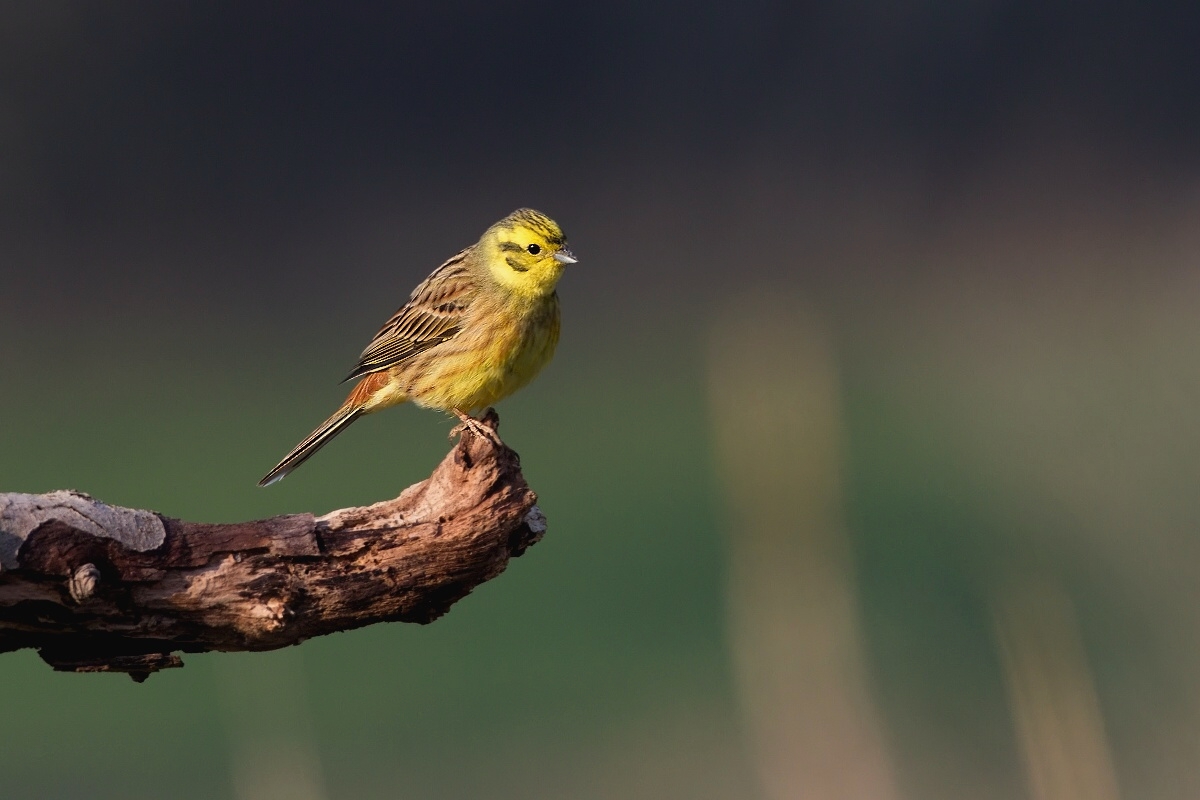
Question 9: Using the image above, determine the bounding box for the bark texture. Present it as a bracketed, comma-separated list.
[0, 411, 544, 681]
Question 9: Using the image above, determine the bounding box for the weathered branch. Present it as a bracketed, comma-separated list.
[0, 410, 545, 681]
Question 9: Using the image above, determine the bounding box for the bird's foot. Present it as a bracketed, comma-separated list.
[450, 408, 504, 448]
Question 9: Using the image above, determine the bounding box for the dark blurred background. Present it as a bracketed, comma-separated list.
[3, 2, 1200, 798]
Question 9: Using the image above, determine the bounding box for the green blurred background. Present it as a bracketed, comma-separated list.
[3, 3, 1200, 798]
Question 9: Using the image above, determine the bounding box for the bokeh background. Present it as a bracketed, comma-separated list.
[3, 2, 1200, 798]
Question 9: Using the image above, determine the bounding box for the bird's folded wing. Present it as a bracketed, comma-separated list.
[344, 250, 477, 382]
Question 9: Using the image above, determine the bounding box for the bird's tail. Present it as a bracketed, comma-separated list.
[259, 403, 364, 487]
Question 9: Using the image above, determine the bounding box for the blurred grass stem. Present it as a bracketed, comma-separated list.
[992, 573, 1121, 800]
[709, 294, 900, 800]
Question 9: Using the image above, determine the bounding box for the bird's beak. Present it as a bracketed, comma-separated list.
[554, 248, 578, 265]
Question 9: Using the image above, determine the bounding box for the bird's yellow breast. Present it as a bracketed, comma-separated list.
[397, 292, 561, 413]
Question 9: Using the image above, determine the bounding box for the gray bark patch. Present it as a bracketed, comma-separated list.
[0, 490, 166, 570]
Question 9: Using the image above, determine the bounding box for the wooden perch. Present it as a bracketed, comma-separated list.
[0, 410, 545, 681]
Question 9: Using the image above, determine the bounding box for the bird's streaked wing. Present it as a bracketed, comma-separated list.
[344, 249, 476, 382]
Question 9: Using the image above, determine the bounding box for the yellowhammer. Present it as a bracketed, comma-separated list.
[259, 208, 575, 486]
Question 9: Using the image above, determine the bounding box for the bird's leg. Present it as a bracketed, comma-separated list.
[450, 408, 504, 447]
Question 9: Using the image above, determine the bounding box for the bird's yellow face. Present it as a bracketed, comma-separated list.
[479, 208, 576, 300]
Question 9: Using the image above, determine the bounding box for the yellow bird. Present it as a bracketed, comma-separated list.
[259, 208, 575, 486]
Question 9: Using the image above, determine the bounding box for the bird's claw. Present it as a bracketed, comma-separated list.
[450, 409, 504, 448]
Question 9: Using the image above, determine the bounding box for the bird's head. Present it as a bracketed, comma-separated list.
[479, 208, 577, 299]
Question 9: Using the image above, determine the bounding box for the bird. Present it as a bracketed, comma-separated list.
[259, 208, 576, 486]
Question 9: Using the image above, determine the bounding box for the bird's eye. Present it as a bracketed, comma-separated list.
[527, 243, 541, 255]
